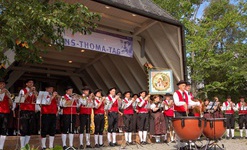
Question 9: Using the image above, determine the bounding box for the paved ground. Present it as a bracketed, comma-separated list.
[4, 135, 247, 149]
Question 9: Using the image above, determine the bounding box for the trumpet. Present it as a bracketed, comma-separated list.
[0, 88, 15, 101]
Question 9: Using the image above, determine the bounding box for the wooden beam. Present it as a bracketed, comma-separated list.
[11, 67, 82, 77]
[42, 58, 81, 68]
[69, 76, 83, 94]
[6, 70, 25, 89]
[47, 48, 96, 59]
[147, 30, 181, 81]
[134, 20, 158, 35]
[159, 23, 180, 57]
[77, 54, 106, 73]
[25, 64, 75, 71]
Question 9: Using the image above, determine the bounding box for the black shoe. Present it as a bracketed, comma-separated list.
[171, 140, 176, 143]
[95, 144, 100, 148]
[63, 146, 68, 150]
[245, 137, 247, 139]
[113, 142, 119, 146]
[42, 148, 46, 150]
[99, 144, 104, 147]
[109, 142, 114, 147]
[79, 145, 84, 149]
[141, 141, 146, 145]
[129, 142, 134, 145]
[86, 145, 92, 148]
[232, 137, 235, 139]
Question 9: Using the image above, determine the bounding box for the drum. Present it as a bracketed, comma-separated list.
[203, 118, 226, 140]
[172, 117, 205, 141]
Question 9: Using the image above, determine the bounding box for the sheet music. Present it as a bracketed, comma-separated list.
[14, 95, 25, 103]
[36, 91, 50, 105]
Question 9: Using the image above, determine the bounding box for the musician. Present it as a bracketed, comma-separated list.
[236, 96, 247, 139]
[60, 86, 77, 150]
[40, 84, 58, 150]
[93, 89, 105, 148]
[0, 79, 12, 150]
[203, 98, 211, 118]
[173, 80, 200, 117]
[19, 79, 38, 148]
[150, 95, 166, 143]
[212, 97, 223, 118]
[173, 80, 200, 149]
[136, 90, 150, 145]
[122, 91, 135, 145]
[185, 82, 200, 116]
[79, 86, 93, 149]
[131, 94, 138, 133]
[222, 96, 237, 139]
[105, 87, 121, 147]
[163, 93, 174, 143]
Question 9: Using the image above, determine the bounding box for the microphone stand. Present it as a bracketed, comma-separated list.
[15, 94, 23, 150]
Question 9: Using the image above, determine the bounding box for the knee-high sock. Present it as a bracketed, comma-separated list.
[61, 134, 67, 146]
[99, 135, 103, 145]
[41, 137, 46, 148]
[20, 136, 25, 148]
[86, 133, 90, 145]
[107, 133, 112, 143]
[79, 134, 83, 145]
[226, 129, 230, 137]
[138, 131, 143, 142]
[164, 134, 167, 141]
[68, 134, 74, 147]
[128, 133, 132, 143]
[240, 129, 243, 137]
[24, 136, 30, 145]
[231, 129, 235, 137]
[49, 136, 55, 148]
[125, 132, 128, 142]
[112, 132, 117, 143]
[143, 131, 147, 142]
[94, 135, 99, 145]
[0, 135, 6, 149]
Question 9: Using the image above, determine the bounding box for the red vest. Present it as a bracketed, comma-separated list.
[0, 94, 10, 113]
[62, 95, 77, 115]
[108, 96, 118, 112]
[224, 101, 234, 114]
[174, 91, 188, 112]
[20, 88, 35, 111]
[137, 98, 148, 113]
[238, 102, 247, 115]
[123, 98, 134, 115]
[41, 95, 58, 114]
[94, 98, 105, 114]
[80, 98, 92, 115]
[163, 100, 174, 117]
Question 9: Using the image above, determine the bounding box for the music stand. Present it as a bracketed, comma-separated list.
[203, 101, 225, 150]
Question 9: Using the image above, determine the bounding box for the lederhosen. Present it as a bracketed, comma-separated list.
[150, 103, 166, 135]
[20, 88, 36, 136]
[41, 95, 58, 137]
[224, 101, 235, 129]
[79, 97, 92, 134]
[237, 102, 247, 130]
[107, 96, 118, 133]
[62, 94, 77, 134]
[0, 93, 10, 135]
[123, 98, 134, 132]
[137, 97, 149, 131]
[174, 91, 188, 117]
[163, 100, 174, 131]
[94, 97, 105, 135]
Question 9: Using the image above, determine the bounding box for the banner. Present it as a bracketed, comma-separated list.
[63, 30, 133, 57]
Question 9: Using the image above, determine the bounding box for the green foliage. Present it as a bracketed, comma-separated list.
[0, 0, 100, 63]
[153, 0, 247, 100]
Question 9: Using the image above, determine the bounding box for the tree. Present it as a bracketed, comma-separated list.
[0, 0, 100, 64]
[153, 0, 247, 100]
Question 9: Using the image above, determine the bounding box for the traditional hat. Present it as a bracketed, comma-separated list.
[81, 86, 90, 91]
[164, 93, 173, 96]
[25, 79, 35, 84]
[44, 83, 54, 88]
[0, 79, 7, 84]
[139, 90, 148, 95]
[94, 89, 102, 95]
[176, 80, 187, 86]
[107, 87, 117, 95]
[123, 91, 131, 96]
[227, 96, 231, 99]
[65, 86, 73, 91]
[186, 82, 192, 85]
[239, 96, 245, 99]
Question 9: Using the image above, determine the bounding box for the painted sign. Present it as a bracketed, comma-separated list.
[63, 30, 133, 57]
